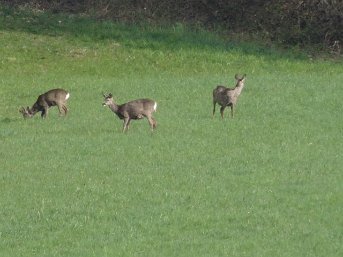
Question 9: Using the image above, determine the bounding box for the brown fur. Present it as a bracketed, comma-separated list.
[212, 74, 246, 119]
[20, 88, 70, 118]
[103, 93, 157, 132]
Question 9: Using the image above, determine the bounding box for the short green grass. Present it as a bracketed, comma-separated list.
[0, 6, 342, 257]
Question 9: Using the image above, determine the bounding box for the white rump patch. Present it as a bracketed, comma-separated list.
[154, 102, 157, 112]
[65, 93, 70, 100]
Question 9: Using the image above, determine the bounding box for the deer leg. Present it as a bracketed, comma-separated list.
[57, 104, 68, 116]
[220, 106, 226, 119]
[230, 105, 234, 118]
[147, 116, 157, 131]
[57, 104, 64, 116]
[123, 117, 130, 132]
[152, 118, 157, 129]
[212, 102, 216, 117]
[41, 107, 48, 118]
[62, 105, 68, 115]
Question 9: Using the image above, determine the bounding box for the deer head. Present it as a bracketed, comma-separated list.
[19, 106, 33, 119]
[102, 93, 114, 106]
[234, 74, 246, 86]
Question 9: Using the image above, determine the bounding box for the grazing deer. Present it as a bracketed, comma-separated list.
[102, 93, 157, 132]
[20, 88, 70, 118]
[212, 74, 246, 119]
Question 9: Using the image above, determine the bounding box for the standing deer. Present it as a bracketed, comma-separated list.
[102, 93, 157, 132]
[20, 88, 70, 118]
[212, 74, 246, 119]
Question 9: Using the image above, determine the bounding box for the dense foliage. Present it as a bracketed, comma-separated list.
[2, 0, 342, 50]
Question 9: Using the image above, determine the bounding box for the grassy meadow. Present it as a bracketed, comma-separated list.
[0, 6, 343, 257]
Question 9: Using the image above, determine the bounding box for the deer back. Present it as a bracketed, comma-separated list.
[33, 88, 69, 110]
[213, 85, 234, 106]
[119, 99, 157, 119]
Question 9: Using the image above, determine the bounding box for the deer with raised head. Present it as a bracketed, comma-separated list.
[20, 88, 70, 118]
[102, 93, 157, 132]
[212, 74, 246, 119]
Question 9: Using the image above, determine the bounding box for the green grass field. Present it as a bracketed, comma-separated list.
[0, 6, 342, 257]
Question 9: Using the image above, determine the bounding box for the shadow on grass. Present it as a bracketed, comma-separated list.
[1, 117, 13, 123]
[0, 4, 306, 60]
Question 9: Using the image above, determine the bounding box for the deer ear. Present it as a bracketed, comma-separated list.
[108, 93, 113, 98]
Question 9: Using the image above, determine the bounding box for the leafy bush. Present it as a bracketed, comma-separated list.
[1, 0, 342, 50]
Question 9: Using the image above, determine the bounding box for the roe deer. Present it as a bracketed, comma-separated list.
[212, 74, 246, 119]
[20, 88, 70, 118]
[102, 93, 157, 132]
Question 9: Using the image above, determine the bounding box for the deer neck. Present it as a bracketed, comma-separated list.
[234, 83, 244, 96]
[108, 102, 119, 114]
[29, 106, 39, 116]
